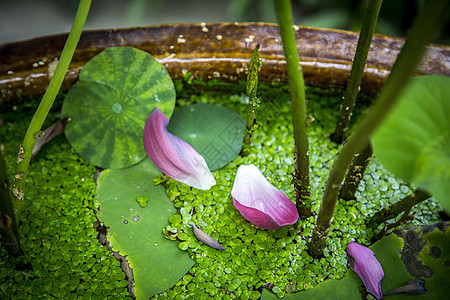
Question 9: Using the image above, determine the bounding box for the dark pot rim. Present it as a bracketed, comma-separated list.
[1, 22, 449, 104]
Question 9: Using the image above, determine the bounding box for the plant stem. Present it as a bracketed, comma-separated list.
[308, 0, 448, 258]
[275, 0, 311, 218]
[331, 0, 383, 144]
[339, 142, 373, 201]
[370, 189, 430, 242]
[0, 212, 23, 257]
[368, 189, 431, 230]
[11, 0, 91, 224]
[242, 45, 261, 157]
[0, 144, 23, 257]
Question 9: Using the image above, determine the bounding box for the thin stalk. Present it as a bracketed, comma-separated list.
[275, 0, 311, 218]
[308, 0, 448, 258]
[0, 145, 23, 257]
[370, 190, 429, 242]
[368, 189, 431, 229]
[0, 213, 23, 257]
[11, 0, 91, 223]
[339, 142, 373, 201]
[242, 45, 261, 157]
[0, 142, 17, 232]
[331, 0, 383, 144]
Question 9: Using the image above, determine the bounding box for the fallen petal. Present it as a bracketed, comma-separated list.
[143, 107, 216, 190]
[384, 279, 426, 296]
[32, 118, 67, 160]
[347, 242, 384, 300]
[231, 164, 298, 230]
[189, 223, 226, 250]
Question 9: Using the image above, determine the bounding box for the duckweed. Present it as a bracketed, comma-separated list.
[0, 103, 130, 299]
[153, 84, 442, 299]
[0, 82, 442, 299]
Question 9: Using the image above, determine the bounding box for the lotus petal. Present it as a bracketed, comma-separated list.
[347, 242, 384, 300]
[143, 107, 216, 190]
[231, 164, 298, 229]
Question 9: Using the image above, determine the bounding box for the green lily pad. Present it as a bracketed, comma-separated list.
[62, 46, 175, 169]
[167, 103, 245, 170]
[262, 268, 362, 300]
[419, 225, 450, 300]
[372, 75, 450, 211]
[96, 158, 194, 299]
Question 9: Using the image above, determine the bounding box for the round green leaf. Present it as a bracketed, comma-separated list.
[62, 46, 175, 169]
[167, 103, 245, 170]
[372, 75, 450, 211]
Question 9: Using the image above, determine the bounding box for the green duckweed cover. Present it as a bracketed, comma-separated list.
[0, 81, 444, 299]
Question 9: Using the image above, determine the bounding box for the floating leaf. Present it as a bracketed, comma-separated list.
[418, 225, 450, 299]
[261, 268, 362, 299]
[62, 46, 175, 169]
[167, 103, 245, 170]
[372, 75, 450, 211]
[96, 158, 194, 299]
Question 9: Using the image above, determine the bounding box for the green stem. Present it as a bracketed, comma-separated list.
[0, 143, 23, 257]
[0, 213, 23, 257]
[11, 0, 91, 223]
[370, 189, 430, 242]
[242, 45, 261, 157]
[368, 189, 431, 230]
[275, 0, 311, 218]
[339, 142, 373, 201]
[331, 0, 383, 144]
[308, 0, 448, 258]
[0, 140, 17, 232]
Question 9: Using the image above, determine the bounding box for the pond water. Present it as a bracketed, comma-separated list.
[0, 81, 443, 299]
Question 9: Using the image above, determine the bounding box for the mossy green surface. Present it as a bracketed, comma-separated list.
[0, 102, 130, 299]
[0, 80, 443, 299]
[153, 82, 442, 299]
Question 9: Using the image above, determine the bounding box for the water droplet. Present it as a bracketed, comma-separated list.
[155, 94, 160, 102]
[132, 215, 140, 222]
[153, 243, 158, 246]
[112, 103, 123, 113]
[123, 220, 128, 224]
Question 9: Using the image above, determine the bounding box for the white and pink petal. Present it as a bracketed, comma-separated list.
[143, 107, 216, 190]
[231, 164, 298, 230]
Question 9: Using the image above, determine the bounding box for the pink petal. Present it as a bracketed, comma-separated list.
[143, 107, 216, 190]
[347, 242, 384, 300]
[231, 164, 298, 229]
